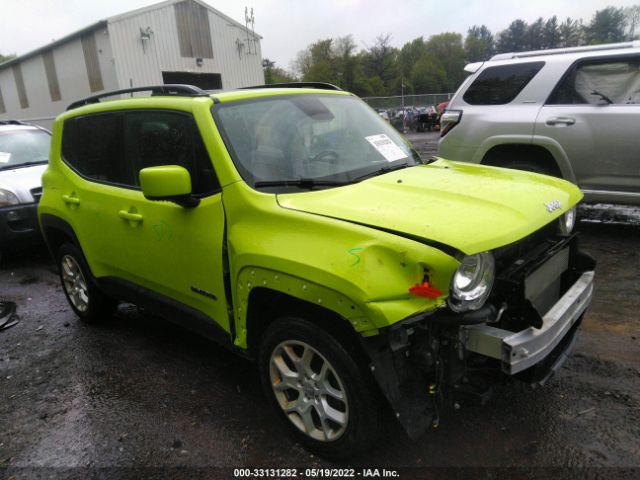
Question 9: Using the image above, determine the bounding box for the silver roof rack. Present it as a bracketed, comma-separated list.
[490, 41, 640, 61]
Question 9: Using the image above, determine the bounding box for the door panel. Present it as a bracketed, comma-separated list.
[538, 55, 640, 195]
[536, 105, 640, 192]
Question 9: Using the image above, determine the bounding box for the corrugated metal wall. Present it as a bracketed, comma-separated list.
[43, 50, 62, 102]
[12, 64, 29, 109]
[0, 0, 263, 126]
[81, 33, 105, 92]
[174, 1, 214, 59]
[109, 0, 263, 90]
[0, 30, 119, 127]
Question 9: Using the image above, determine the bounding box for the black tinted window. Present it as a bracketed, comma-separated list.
[62, 111, 219, 195]
[124, 111, 219, 195]
[463, 62, 545, 105]
[61, 114, 130, 185]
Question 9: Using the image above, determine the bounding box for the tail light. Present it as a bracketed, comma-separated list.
[440, 110, 462, 137]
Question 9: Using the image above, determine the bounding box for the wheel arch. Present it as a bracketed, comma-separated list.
[39, 214, 81, 260]
[244, 287, 367, 359]
[479, 139, 576, 182]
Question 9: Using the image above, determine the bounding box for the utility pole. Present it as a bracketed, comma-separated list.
[401, 77, 407, 133]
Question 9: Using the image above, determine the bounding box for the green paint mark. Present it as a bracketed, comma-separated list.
[348, 247, 364, 266]
[152, 220, 173, 241]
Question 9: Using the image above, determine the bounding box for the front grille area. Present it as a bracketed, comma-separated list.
[489, 225, 577, 332]
[30, 187, 42, 203]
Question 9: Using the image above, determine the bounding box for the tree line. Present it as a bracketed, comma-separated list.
[264, 5, 640, 97]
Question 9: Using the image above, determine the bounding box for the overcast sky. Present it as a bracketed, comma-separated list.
[1, 0, 638, 70]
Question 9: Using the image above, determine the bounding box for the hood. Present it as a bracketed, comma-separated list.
[0, 164, 47, 203]
[277, 159, 582, 255]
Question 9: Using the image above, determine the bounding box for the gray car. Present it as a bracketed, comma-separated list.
[438, 41, 640, 205]
[0, 121, 50, 256]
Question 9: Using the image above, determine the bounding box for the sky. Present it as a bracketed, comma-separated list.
[1, 0, 638, 71]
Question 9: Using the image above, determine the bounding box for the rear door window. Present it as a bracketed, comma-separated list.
[548, 57, 640, 105]
[463, 62, 545, 105]
[61, 113, 130, 185]
[62, 110, 220, 195]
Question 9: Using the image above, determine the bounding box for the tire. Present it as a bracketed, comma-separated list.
[58, 243, 117, 323]
[259, 316, 382, 459]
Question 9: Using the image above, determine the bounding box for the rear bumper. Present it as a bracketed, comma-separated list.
[461, 270, 594, 375]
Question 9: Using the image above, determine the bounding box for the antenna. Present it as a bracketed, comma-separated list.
[244, 6, 256, 55]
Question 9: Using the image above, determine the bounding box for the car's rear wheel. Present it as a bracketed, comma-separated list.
[259, 316, 381, 458]
[58, 243, 117, 323]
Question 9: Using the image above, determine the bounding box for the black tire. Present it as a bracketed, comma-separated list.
[57, 243, 117, 323]
[259, 316, 382, 459]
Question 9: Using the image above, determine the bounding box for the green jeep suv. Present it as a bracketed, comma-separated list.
[39, 83, 595, 458]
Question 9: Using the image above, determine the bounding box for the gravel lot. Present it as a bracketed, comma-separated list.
[1, 132, 639, 479]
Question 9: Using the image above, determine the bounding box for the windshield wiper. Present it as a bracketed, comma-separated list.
[254, 178, 349, 189]
[350, 162, 411, 182]
[0, 160, 48, 171]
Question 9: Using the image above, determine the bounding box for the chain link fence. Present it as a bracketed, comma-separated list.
[362, 93, 453, 110]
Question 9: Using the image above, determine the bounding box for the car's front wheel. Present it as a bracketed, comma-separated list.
[259, 316, 382, 458]
[58, 243, 117, 323]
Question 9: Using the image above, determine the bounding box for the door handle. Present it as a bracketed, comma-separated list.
[546, 117, 575, 126]
[118, 210, 143, 223]
[62, 194, 80, 205]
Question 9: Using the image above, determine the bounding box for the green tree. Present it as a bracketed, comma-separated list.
[584, 7, 627, 44]
[496, 19, 528, 53]
[333, 35, 359, 91]
[425, 33, 466, 92]
[526, 17, 545, 50]
[397, 37, 428, 80]
[624, 5, 640, 40]
[294, 38, 335, 78]
[559, 17, 583, 46]
[410, 54, 446, 93]
[464, 25, 494, 62]
[0, 52, 16, 64]
[543, 16, 561, 49]
[361, 34, 398, 94]
[263, 59, 297, 84]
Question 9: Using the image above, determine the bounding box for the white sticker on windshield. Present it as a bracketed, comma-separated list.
[365, 134, 408, 162]
[0, 152, 11, 164]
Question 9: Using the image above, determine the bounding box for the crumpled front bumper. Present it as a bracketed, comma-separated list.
[461, 270, 594, 375]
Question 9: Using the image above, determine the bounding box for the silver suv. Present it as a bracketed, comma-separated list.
[438, 41, 640, 205]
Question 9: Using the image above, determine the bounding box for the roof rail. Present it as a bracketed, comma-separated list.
[67, 84, 209, 110]
[490, 41, 640, 61]
[238, 82, 343, 91]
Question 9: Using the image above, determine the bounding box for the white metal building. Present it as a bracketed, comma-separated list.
[0, 0, 264, 126]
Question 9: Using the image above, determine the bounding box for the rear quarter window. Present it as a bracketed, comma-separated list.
[463, 62, 545, 105]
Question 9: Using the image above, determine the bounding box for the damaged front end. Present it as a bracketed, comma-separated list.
[360, 231, 596, 439]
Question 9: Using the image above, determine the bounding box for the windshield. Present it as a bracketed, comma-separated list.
[0, 129, 50, 169]
[212, 94, 422, 189]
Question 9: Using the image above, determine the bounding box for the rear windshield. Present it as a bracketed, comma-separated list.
[463, 62, 545, 105]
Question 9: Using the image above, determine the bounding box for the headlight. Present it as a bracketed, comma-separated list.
[0, 189, 20, 207]
[558, 207, 576, 235]
[448, 252, 495, 312]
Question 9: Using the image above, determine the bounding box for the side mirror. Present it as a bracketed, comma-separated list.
[139, 165, 200, 208]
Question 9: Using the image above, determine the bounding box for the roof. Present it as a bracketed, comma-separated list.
[490, 41, 640, 61]
[0, 0, 261, 72]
